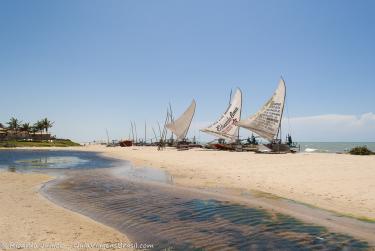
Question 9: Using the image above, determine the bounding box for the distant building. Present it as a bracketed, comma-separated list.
[0, 128, 52, 141]
[0, 128, 6, 140]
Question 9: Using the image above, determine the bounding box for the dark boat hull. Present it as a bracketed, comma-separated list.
[119, 140, 133, 147]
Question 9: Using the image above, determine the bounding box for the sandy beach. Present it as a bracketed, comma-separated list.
[0, 171, 132, 251]
[1, 145, 375, 249]
[81, 145, 375, 221]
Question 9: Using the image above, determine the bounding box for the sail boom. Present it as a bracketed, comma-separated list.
[200, 128, 234, 141]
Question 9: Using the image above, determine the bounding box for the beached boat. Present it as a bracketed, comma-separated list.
[165, 100, 198, 149]
[119, 140, 132, 147]
[201, 89, 245, 150]
[237, 78, 298, 153]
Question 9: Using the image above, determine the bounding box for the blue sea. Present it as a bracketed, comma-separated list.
[298, 142, 375, 153]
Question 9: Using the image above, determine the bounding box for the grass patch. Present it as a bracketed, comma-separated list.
[250, 189, 375, 223]
[251, 190, 283, 200]
[336, 213, 375, 223]
[0, 139, 81, 148]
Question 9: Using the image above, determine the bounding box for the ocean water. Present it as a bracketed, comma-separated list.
[1, 150, 373, 250]
[298, 142, 375, 153]
[198, 141, 375, 153]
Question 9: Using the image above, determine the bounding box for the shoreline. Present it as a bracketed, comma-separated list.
[1, 146, 375, 247]
[0, 171, 133, 251]
[82, 145, 375, 221]
[39, 164, 375, 247]
[5, 145, 375, 221]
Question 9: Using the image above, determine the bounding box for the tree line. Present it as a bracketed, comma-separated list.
[0, 117, 54, 135]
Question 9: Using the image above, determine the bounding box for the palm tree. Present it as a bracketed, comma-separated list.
[7, 117, 21, 132]
[41, 118, 54, 134]
[34, 120, 45, 140]
[30, 125, 38, 137]
[20, 123, 31, 133]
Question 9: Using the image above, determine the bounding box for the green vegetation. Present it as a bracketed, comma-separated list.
[1, 117, 54, 135]
[349, 146, 374, 155]
[1, 117, 79, 147]
[0, 139, 80, 148]
[7, 117, 21, 132]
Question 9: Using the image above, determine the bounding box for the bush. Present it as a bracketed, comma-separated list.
[0, 142, 16, 148]
[349, 146, 374, 155]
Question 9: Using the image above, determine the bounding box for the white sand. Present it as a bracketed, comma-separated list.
[0, 171, 133, 251]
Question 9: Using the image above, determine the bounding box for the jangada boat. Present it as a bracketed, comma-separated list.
[237, 77, 299, 153]
[200, 88, 243, 150]
[163, 100, 200, 150]
[119, 140, 132, 147]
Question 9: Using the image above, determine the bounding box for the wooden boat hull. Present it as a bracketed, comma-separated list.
[119, 140, 133, 147]
[206, 143, 242, 151]
[255, 143, 292, 154]
[212, 144, 234, 151]
[176, 143, 203, 150]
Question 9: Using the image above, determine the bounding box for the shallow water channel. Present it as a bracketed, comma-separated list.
[1, 150, 373, 250]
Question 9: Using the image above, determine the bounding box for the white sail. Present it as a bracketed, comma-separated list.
[201, 88, 242, 141]
[237, 78, 286, 141]
[166, 100, 196, 141]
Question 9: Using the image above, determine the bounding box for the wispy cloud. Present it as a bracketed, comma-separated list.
[284, 113, 375, 141]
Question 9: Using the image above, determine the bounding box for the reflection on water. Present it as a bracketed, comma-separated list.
[42, 170, 369, 251]
[15, 156, 89, 169]
[110, 165, 174, 184]
[0, 150, 120, 173]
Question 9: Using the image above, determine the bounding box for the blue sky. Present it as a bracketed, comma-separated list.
[1, 0, 374, 142]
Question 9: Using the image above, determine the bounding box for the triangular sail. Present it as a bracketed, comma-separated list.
[201, 88, 242, 141]
[237, 78, 286, 141]
[166, 100, 196, 141]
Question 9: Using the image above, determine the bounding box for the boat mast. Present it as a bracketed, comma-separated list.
[157, 121, 162, 140]
[106, 129, 110, 145]
[183, 100, 196, 141]
[222, 89, 232, 142]
[152, 126, 158, 142]
[134, 121, 138, 143]
[229, 89, 232, 105]
[161, 109, 169, 143]
[237, 88, 242, 142]
[130, 122, 134, 142]
[276, 76, 287, 141]
[144, 121, 147, 143]
[169, 102, 174, 141]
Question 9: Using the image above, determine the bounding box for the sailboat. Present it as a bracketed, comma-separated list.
[201, 88, 243, 150]
[119, 122, 135, 147]
[165, 99, 197, 149]
[237, 77, 298, 153]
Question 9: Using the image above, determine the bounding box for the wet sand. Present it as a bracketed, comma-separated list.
[41, 166, 374, 249]
[0, 171, 132, 251]
[79, 145, 375, 221]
